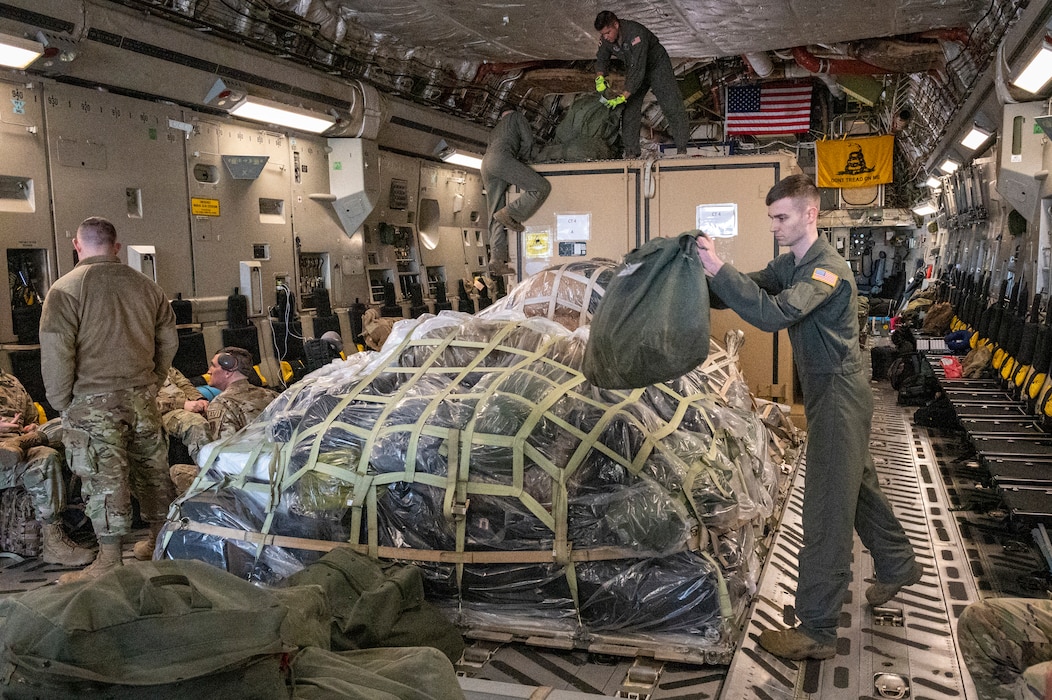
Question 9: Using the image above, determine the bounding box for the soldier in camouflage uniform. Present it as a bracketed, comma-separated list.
[170, 348, 276, 495]
[157, 367, 211, 461]
[959, 597, 1052, 700]
[205, 347, 277, 440]
[40, 216, 178, 583]
[0, 371, 94, 565]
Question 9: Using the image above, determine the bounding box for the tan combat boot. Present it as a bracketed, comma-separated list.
[866, 561, 925, 606]
[41, 522, 96, 567]
[493, 207, 525, 233]
[57, 536, 122, 585]
[133, 522, 166, 561]
[758, 627, 836, 660]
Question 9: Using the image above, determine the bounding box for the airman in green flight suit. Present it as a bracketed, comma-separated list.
[696, 174, 922, 660]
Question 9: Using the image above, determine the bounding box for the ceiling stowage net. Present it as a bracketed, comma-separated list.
[161, 261, 799, 658]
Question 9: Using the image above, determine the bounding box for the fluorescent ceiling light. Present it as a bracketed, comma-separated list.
[925, 176, 942, 189]
[939, 158, 960, 174]
[0, 32, 44, 69]
[438, 147, 483, 170]
[912, 201, 938, 216]
[960, 125, 992, 151]
[1013, 42, 1052, 94]
[228, 96, 335, 134]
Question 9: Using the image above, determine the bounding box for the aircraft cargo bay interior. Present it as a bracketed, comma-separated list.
[0, 1, 1050, 698]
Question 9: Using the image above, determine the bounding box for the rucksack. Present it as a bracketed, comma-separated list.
[283, 547, 465, 663]
[0, 559, 291, 698]
[584, 231, 710, 389]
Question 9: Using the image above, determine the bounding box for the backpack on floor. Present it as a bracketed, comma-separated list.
[0, 487, 41, 557]
[283, 547, 465, 663]
[0, 559, 292, 698]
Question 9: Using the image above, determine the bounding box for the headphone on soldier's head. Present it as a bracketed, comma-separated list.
[216, 352, 238, 371]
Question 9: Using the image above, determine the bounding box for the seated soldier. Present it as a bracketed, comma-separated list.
[157, 366, 211, 461]
[0, 370, 94, 565]
[168, 347, 277, 497]
[205, 347, 278, 440]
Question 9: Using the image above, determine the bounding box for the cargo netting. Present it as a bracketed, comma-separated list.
[161, 260, 799, 663]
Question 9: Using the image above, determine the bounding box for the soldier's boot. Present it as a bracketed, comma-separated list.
[488, 261, 516, 278]
[757, 627, 836, 660]
[866, 561, 924, 606]
[133, 522, 165, 561]
[57, 536, 122, 585]
[493, 207, 525, 233]
[41, 522, 96, 566]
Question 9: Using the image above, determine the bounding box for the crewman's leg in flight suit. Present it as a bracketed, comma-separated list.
[793, 371, 918, 646]
[646, 64, 689, 154]
[481, 152, 550, 269]
[619, 68, 689, 157]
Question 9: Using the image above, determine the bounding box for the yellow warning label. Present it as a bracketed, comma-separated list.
[191, 197, 220, 217]
[525, 230, 551, 258]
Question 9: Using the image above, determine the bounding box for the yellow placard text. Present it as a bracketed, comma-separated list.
[191, 197, 220, 217]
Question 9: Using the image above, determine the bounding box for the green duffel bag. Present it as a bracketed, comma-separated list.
[0, 559, 292, 699]
[291, 646, 465, 699]
[584, 231, 710, 388]
[283, 547, 465, 663]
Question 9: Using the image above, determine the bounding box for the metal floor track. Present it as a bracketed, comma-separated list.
[720, 381, 980, 699]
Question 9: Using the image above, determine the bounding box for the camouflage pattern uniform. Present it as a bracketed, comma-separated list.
[0, 371, 65, 522]
[40, 251, 177, 540]
[156, 367, 203, 413]
[64, 388, 172, 535]
[206, 380, 277, 441]
[959, 598, 1052, 700]
[157, 367, 210, 459]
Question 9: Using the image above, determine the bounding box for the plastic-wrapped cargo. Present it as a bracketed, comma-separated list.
[160, 260, 797, 663]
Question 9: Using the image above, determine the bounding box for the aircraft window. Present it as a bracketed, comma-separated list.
[193, 163, 219, 184]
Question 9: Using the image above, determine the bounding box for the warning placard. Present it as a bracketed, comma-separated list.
[191, 197, 220, 217]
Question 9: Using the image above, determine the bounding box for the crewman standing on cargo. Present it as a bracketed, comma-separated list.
[696, 174, 921, 660]
[594, 10, 689, 157]
[40, 216, 178, 583]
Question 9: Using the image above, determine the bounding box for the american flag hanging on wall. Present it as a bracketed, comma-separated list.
[725, 81, 813, 136]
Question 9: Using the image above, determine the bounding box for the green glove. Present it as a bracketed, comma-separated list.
[604, 94, 626, 109]
[595, 75, 607, 93]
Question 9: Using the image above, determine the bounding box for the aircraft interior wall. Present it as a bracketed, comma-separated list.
[0, 74, 496, 386]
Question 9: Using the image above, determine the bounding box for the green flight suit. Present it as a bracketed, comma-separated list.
[481, 110, 551, 266]
[707, 236, 916, 645]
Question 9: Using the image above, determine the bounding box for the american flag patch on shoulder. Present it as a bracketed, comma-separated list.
[811, 268, 839, 286]
[632, 36, 641, 45]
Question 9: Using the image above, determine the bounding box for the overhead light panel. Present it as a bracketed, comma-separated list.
[960, 125, 993, 151]
[1013, 41, 1052, 94]
[925, 176, 942, 189]
[437, 144, 483, 170]
[228, 96, 335, 134]
[912, 201, 938, 216]
[442, 151, 483, 170]
[939, 158, 960, 174]
[0, 32, 44, 69]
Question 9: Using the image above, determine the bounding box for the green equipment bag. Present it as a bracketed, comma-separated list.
[291, 646, 465, 700]
[0, 559, 292, 699]
[283, 547, 465, 663]
[584, 231, 710, 388]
